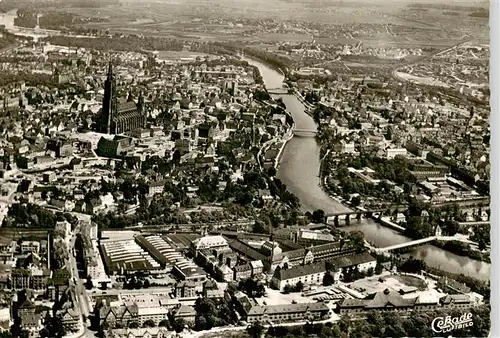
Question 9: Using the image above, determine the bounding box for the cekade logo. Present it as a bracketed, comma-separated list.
[431, 313, 474, 333]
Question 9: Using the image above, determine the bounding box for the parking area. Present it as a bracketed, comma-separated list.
[254, 287, 312, 306]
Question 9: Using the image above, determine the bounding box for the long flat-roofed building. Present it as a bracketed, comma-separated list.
[135, 235, 185, 269]
[173, 260, 207, 285]
[134, 234, 207, 284]
[245, 301, 330, 324]
[100, 238, 161, 275]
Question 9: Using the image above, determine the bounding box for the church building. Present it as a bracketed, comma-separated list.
[98, 63, 146, 134]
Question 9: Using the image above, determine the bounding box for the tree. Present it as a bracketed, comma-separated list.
[247, 321, 264, 338]
[158, 319, 169, 327]
[322, 271, 335, 286]
[129, 322, 139, 328]
[399, 257, 426, 274]
[295, 281, 304, 292]
[442, 220, 460, 236]
[348, 231, 365, 253]
[366, 267, 374, 277]
[134, 279, 143, 289]
[172, 150, 181, 164]
[252, 221, 269, 234]
[267, 167, 277, 177]
[41, 315, 67, 338]
[143, 319, 156, 328]
[239, 278, 266, 298]
[173, 318, 186, 333]
[195, 315, 208, 331]
[311, 209, 325, 223]
[85, 276, 93, 290]
[351, 195, 361, 207]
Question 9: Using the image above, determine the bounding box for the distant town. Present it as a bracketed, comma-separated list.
[0, 1, 491, 338]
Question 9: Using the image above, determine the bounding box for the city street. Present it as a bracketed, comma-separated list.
[66, 230, 95, 338]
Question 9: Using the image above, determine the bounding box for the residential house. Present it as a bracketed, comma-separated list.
[20, 241, 40, 255]
[17, 299, 43, 334]
[105, 328, 173, 338]
[58, 303, 80, 332]
[271, 261, 333, 292]
[215, 264, 234, 282]
[245, 302, 330, 324]
[173, 305, 196, 324]
[148, 180, 165, 197]
[174, 281, 197, 298]
[328, 253, 377, 278]
[202, 279, 224, 299]
[234, 263, 253, 281]
[11, 267, 51, 290]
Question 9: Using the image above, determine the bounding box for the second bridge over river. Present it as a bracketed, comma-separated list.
[366, 234, 476, 254]
[292, 129, 317, 137]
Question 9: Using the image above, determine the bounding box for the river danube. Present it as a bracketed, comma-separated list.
[244, 57, 490, 281]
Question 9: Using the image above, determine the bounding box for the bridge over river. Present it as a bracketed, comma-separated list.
[292, 129, 317, 137]
[267, 88, 289, 95]
[368, 235, 477, 253]
[325, 205, 408, 225]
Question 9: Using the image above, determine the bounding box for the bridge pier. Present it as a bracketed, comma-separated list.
[334, 216, 339, 227]
[366, 211, 373, 218]
[356, 213, 362, 220]
[345, 214, 350, 225]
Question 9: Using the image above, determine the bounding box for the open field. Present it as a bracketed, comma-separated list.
[395, 71, 450, 87]
[257, 33, 312, 43]
[152, 50, 209, 59]
[393, 274, 428, 289]
[39, 0, 487, 37]
[348, 274, 428, 295]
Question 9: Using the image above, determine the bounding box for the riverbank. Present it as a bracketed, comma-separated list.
[274, 129, 294, 169]
[433, 240, 491, 264]
[255, 99, 295, 171]
[243, 56, 490, 281]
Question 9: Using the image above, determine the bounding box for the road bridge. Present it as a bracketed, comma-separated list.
[375, 236, 437, 253]
[268, 88, 289, 95]
[292, 129, 317, 137]
[373, 235, 477, 253]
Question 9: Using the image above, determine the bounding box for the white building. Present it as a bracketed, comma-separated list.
[271, 262, 332, 292]
[216, 264, 234, 282]
[386, 148, 408, 159]
[135, 307, 169, 326]
[330, 253, 377, 279]
[148, 180, 166, 197]
[20, 241, 40, 254]
[190, 235, 229, 256]
[341, 140, 356, 154]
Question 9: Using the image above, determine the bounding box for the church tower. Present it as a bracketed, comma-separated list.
[100, 62, 115, 134]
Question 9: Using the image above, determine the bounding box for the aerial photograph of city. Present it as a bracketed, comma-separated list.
[0, 0, 492, 337]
